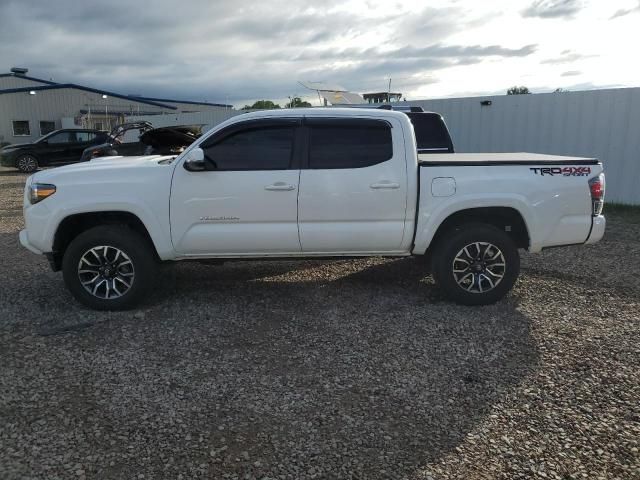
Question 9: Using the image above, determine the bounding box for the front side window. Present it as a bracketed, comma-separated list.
[12, 121, 30, 136]
[39, 121, 56, 136]
[308, 121, 393, 169]
[203, 126, 294, 170]
[46, 132, 73, 144]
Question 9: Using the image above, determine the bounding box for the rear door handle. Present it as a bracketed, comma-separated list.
[370, 181, 400, 189]
[265, 182, 296, 191]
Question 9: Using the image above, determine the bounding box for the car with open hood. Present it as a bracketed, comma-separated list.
[80, 123, 203, 162]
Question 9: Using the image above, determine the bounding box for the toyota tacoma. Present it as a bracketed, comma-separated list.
[19, 108, 606, 310]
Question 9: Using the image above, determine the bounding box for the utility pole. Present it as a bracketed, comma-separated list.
[387, 77, 392, 103]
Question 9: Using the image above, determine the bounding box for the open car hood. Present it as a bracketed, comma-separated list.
[139, 125, 202, 149]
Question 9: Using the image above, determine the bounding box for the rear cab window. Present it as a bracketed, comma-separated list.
[406, 113, 454, 153]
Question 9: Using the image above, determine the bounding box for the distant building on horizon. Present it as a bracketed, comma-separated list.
[363, 92, 403, 104]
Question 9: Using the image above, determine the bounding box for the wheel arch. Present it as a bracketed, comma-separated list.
[424, 206, 530, 256]
[50, 211, 160, 271]
[17, 150, 39, 160]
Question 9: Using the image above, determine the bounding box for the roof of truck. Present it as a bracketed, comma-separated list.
[238, 107, 407, 120]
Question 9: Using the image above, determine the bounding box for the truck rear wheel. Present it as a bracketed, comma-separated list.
[431, 223, 519, 305]
[62, 225, 157, 310]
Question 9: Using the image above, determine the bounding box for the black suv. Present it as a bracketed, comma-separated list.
[0, 129, 108, 173]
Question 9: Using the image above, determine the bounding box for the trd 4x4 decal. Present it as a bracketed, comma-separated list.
[530, 166, 592, 176]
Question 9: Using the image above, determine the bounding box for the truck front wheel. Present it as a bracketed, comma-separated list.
[62, 225, 157, 310]
[431, 224, 520, 305]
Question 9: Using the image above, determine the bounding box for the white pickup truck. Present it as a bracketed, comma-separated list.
[20, 108, 606, 310]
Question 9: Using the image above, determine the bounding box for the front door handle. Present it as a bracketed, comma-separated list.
[265, 182, 295, 191]
[370, 181, 400, 189]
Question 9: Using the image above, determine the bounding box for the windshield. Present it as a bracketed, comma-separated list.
[35, 131, 59, 143]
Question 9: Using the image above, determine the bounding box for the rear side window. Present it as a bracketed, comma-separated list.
[203, 126, 294, 170]
[407, 113, 453, 153]
[308, 121, 392, 169]
[75, 132, 96, 143]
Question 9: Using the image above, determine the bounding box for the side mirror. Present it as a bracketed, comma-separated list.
[183, 147, 206, 171]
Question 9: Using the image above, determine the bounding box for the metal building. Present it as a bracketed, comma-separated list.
[0, 68, 232, 145]
[380, 88, 640, 205]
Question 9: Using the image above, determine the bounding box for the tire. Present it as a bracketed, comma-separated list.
[62, 225, 158, 310]
[16, 154, 38, 173]
[431, 223, 520, 306]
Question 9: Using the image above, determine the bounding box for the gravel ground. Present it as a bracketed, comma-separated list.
[0, 167, 638, 480]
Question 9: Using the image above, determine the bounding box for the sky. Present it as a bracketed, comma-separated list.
[0, 0, 639, 108]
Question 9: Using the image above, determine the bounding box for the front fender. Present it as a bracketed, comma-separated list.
[24, 196, 175, 260]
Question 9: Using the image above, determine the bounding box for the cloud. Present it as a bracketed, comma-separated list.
[0, 0, 475, 103]
[540, 50, 596, 64]
[561, 70, 582, 76]
[610, 1, 640, 19]
[522, 0, 583, 19]
[0, 0, 631, 106]
[293, 43, 537, 62]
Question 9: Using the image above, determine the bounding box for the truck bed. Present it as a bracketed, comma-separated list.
[419, 152, 599, 166]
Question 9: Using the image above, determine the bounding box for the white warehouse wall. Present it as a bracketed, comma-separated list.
[391, 87, 640, 205]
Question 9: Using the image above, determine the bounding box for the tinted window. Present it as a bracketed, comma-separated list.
[75, 132, 96, 143]
[406, 113, 453, 152]
[47, 132, 73, 144]
[309, 122, 392, 169]
[203, 127, 294, 170]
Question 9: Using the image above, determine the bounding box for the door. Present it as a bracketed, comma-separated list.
[298, 117, 408, 253]
[39, 131, 75, 164]
[170, 119, 302, 255]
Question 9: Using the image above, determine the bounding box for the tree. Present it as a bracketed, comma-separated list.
[241, 100, 281, 110]
[507, 86, 531, 95]
[285, 97, 312, 108]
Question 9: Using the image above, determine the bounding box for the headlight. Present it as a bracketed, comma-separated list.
[30, 183, 56, 204]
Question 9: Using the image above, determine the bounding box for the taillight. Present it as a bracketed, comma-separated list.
[589, 173, 605, 216]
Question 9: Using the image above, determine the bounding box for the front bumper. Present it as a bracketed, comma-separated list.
[585, 215, 606, 244]
[19, 229, 43, 255]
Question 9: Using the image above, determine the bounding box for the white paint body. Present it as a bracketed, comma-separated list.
[20, 108, 605, 261]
